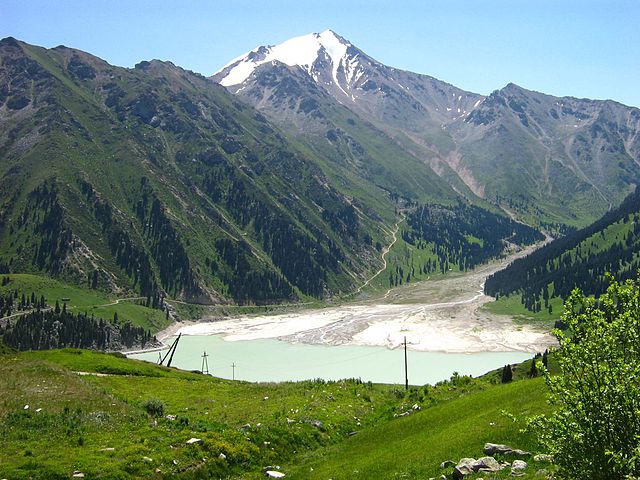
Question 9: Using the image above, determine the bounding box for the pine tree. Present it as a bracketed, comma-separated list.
[529, 356, 538, 378]
[501, 364, 513, 383]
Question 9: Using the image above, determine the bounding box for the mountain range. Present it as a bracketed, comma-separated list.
[1, 31, 639, 305]
[214, 30, 640, 228]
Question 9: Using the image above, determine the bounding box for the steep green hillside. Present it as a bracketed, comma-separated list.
[0, 37, 399, 304]
[0, 37, 543, 310]
[370, 202, 543, 290]
[484, 187, 640, 315]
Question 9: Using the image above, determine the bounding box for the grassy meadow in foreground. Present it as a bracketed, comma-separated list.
[0, 347, 553, 479]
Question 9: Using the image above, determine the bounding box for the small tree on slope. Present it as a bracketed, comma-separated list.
[532, 278, 640, 479]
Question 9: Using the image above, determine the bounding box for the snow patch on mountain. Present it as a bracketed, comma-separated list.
[216, 29, 355, 91]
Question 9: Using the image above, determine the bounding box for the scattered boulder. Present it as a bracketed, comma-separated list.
[472, 456, 502, 472]
[533, 454, 553, 463]
[452, 458, 476, 479]
[263, 466, 285, 478]
[72, 472, 85, 478]
[186, 438, 202, 444]
[484, 443, 530, 458]
[98, 447, 115, 452]
[219, 453, 227, 459]
[440, 460, 456, 469]
[142, 456, 153, 462]
[303, 419, 324, 429]
[512, 459, 527, 472]
[240, 423, 251, 430]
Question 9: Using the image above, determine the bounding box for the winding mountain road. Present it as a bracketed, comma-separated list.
[355, 214, 404, 294]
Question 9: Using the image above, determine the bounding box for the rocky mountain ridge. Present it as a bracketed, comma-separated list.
[213, 30, 640, 228]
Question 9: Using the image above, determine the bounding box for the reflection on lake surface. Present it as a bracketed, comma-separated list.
[129, 335, 532, 385]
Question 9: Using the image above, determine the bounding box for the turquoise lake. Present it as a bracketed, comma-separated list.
[129, 335, 532, 385]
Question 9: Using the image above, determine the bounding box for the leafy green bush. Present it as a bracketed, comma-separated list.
[142, 398, 165, 418]
[532, 278, 640, 479]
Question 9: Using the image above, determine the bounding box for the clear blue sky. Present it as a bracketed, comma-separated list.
[2, 0, 639, 107]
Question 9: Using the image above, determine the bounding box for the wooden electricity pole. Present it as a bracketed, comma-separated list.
[404, 336, 409, 390]
[231, 362, 236, 381]
[166, 333, 182, 368]
[159, 333, 181, 366]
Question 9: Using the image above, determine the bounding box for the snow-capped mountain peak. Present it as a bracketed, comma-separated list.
[214, 30, 358, 93]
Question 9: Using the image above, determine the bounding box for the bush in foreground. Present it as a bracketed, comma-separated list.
[532, 278, 640, 479]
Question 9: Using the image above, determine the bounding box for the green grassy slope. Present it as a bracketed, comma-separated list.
[0, 348, 553, 479]
[285, 379, 551, 479]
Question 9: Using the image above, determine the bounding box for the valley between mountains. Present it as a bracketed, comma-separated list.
[155, 241, 555, 355]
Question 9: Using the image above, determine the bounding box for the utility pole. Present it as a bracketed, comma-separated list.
[166, 333, 182, 368]
[404, 336, 409, 390]
[159, 334, 181, 365]
[201, 351, 209, 375]
[231, 362, 236, 381]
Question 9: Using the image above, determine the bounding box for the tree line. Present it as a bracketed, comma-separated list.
[1, 304, 155, 351]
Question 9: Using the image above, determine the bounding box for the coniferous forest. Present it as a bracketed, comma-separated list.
[402, 202, 543, 272]
[485, 188, 640, 312]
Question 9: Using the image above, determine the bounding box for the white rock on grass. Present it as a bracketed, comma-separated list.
[512, 459, 528, 471]
[186, 438, 202, 444]
[533, 454, 553, 462]
[265, 471, 285, 478]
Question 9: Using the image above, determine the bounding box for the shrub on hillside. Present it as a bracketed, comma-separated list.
[142, 398, 165, 418]
[531, 277, 640, 479]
